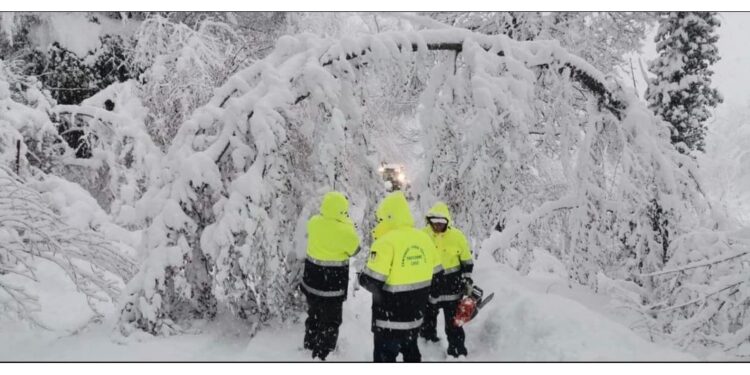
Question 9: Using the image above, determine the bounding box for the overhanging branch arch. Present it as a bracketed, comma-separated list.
[121, 28, 680, 336]
[196, 29, 629, 165]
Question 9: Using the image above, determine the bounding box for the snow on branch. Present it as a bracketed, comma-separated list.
[47, 85, 165, 226]
[123, 26, 643, 335]
[315, 29, 627, 118]
[0, 166, 137, 326]
[482, 195, 580, 258]
[641, 250, 750, 277]
[649, 276, 746, 313]
[204, 28, 630, 131]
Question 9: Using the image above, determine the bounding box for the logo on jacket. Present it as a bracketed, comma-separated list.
[401, 246, 426, 267]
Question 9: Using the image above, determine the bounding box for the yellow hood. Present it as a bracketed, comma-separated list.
[319, 191, 351, 224]
[372, 191, 414, 239]
[426, 201, 452, 225]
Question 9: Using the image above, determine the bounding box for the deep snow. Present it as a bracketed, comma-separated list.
[0, 258, 694, 361]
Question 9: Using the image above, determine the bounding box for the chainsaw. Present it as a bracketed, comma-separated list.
[452, 285, 495, 328]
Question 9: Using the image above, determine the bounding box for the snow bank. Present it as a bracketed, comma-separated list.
[0, 258, 112, 332]
[1, 260, 694, 361]
[31, 174, 140, 257]
[468, 262, 693, 361]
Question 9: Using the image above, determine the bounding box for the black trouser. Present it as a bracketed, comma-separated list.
[421, 300, 466, 351]
[304, 295, 343, 359]
[373, 330, 421, 362]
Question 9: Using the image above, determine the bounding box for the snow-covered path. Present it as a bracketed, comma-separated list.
[0, 260, 694, 361]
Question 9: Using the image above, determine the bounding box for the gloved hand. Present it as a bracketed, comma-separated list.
[462, 277, 474, 297]
[358, 271, 384, 303]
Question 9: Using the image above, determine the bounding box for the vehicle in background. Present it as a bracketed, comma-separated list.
[378, 163, 410, 193]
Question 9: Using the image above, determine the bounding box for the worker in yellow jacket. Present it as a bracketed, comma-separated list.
[301, 191, 361, 360]
[358, 191, 442, 362]
[419, 202, 474, 358]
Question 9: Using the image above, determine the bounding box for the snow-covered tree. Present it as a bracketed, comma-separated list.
[414, 36, 709, 291]
[1, 15, 136, 105]
[0, 59, 69, 175]
[700, 102, 750, 224]
[50, 81, 164, 223]
[425, 12, 656, 74]
[0, 166, 137, 327]
[38, 42, 98, 106]
[118, 29, 390, 335]
[646, 12, 722, 154]
[1, 60, 137, 328]
[5, 12, 750, 361]
[628, 102, 750, 356]
[113, 22, 702, 341]
[130, 15, 262, 149]
[90, 34, 136, 90]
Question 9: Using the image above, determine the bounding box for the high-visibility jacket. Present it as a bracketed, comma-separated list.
[302, 191, 360, 301]
[359, 191, 442, 336]
[422, 202, 474, 305]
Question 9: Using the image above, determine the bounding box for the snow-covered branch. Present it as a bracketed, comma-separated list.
[482, 196, 580, 258]
[641, 250, 750, 277]
[0, 166, 137, 326]
[650, 278, 745, 313]
[316, 29, 627, 118]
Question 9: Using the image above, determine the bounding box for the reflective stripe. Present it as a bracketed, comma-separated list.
[462, 272, 472, 278]
[433, 264, 444, 274]
[375, 318, 424, 330]
[301, 280, 346, 297]
[444, 266, 461, 275]
[363, 267, 388, 282]
[306, 255, 349, 267]
[428, 294, 463, 304]
[382, 280, 431, 293]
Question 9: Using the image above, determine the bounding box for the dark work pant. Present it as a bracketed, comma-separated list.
[373, 330, 421, 362]
[421, 301, 466, 351]
[304, 295, 343, 359]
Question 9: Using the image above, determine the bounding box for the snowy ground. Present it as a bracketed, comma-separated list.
[0, 258, 696, 361]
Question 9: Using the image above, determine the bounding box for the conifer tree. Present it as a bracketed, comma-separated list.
[646, 12, 722, 153]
